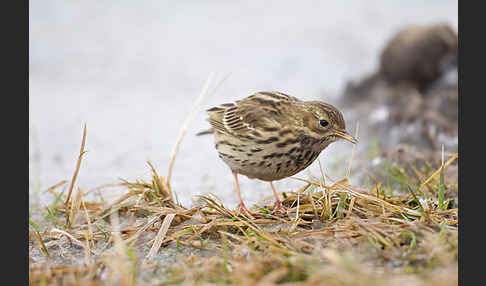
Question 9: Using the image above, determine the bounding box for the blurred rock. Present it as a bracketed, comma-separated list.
[338, 23, 458, 155]
[379, 23, 458, 90]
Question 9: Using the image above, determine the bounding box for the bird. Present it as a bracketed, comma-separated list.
[199, 91, 357, 217]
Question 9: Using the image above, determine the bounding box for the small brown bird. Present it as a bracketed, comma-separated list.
[200, 91, 357, 217]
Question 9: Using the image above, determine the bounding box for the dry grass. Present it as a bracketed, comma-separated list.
[28, 146, 458, 285]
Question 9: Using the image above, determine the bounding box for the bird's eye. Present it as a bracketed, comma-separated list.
[319, 119, 329, 127]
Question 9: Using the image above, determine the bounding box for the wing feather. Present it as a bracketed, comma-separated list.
[206, 91, 300, 138]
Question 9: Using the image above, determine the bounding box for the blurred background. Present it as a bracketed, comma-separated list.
[29, 0, 458, 208]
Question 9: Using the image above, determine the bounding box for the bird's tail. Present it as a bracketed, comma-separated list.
[196, 128, 214, 136]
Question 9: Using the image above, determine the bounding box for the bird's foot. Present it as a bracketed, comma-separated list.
[235, 203, 256, 219]
[271, 201, 288, 215]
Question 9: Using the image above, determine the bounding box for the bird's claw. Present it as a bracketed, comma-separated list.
[235, 204, 256, 219]
[271, 201, 288, 215]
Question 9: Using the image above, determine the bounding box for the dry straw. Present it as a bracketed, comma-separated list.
[166, 72, 231, 191]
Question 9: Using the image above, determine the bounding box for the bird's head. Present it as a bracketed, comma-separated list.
[301, 101, 358, 146]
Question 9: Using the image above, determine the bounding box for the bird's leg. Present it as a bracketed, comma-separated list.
[232, 171, 255, 219]
[270, 181, 287, 214]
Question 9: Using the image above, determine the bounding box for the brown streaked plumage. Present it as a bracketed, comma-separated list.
[200, 91, 357, 217]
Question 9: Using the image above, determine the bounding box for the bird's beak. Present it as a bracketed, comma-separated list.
[333, 129, 358, 144]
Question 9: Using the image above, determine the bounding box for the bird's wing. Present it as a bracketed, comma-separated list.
[206, 91, 300, 138]
[207, 102, 269, 137]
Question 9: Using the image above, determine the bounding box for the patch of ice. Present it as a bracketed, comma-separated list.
[370, 106, 389, 122]
[371, 157, 382, 166]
